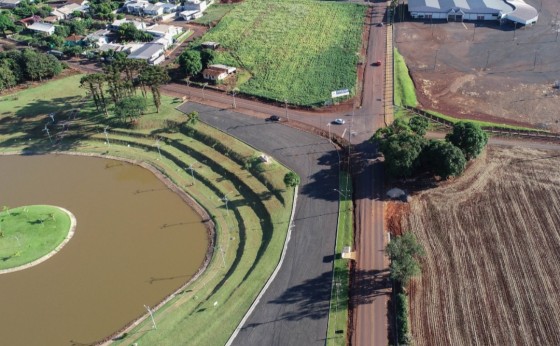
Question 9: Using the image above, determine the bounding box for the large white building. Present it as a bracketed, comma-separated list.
[408, 0, 538, 25]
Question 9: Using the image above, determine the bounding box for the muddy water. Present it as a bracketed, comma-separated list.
[0, 154, 209, 346]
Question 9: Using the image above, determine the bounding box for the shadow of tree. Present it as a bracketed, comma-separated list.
[299, 149, 339, 202]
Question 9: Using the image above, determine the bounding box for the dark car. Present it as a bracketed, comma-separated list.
[373, 60, 382, 66]
[269, 115, 280, 122]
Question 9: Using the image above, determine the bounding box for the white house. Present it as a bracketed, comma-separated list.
[146, 24, 182, 40]
[86, 29, 113, 47]
[125, 0, 149, 14]
[0, 0, 21, 9]
[111, 19, 148, 31]
[183, 0, 207, 12]
[143, 2, 164, 16]
[202, 64, 236, 81]
[51, 3, 85, 20]
[127, 42, 165, 65]
[180, 9, 202, 21]
[28, 22, 56, 36]
[153, 36, 172, 49]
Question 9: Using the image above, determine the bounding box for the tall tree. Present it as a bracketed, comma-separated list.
[139, 65, 170, 113]
[409, 115, 429, 136]
[0, 12, 15, 37]
[445, 121, 488, 160]
[179, 50, 202, 76]
[378, 131, 425, 178]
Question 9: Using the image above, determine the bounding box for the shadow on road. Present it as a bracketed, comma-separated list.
[350, 269, 391, 308]
[300, 150, 340, 202]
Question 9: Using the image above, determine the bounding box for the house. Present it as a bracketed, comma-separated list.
[125, 0, 149, 14]
[65, 34, 85, 46]
[143, 2, 164, 16]
[42, 16, 60, 24]
[18, 15, 43, 28]
[146, 24, 182, 40]
[51, 3, 84, 20]
[201, 41, 219, 50]
[153, 36, 171, 49]
[127, 42, 165, 65]
[202, 64, 236, 81]
[161, 2, 178, 13]
[179, 9, 202, 21]
[0, 0, 21, 9]
[65, 0, 88, 6]
[28, 22, 56, 36]
[183, 0, 207, 12]
[111, 19, 148, 31]
[98, 43, 129, 53]
[86, 29, 113, 47]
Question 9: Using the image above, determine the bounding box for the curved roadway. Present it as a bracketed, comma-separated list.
[177, 102, 341, 345]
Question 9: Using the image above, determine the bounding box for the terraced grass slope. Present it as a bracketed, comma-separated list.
[0, 76, 294, 345]
[199, 0, 365, 106]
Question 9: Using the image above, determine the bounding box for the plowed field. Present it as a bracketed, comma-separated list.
[400, 147, 560, 345]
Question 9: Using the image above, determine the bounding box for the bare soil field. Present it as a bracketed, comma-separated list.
[391, 146, 560, 345]
[395, 0, 560, 132]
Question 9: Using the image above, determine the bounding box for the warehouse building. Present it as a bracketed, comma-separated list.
[408, 0, 538, 25]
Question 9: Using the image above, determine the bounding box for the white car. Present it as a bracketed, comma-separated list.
[333, 118, 346, 125]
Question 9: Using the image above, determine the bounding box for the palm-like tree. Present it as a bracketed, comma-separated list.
[139, 66, 170, 113]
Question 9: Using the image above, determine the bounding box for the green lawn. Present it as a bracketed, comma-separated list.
[0, 75, 294, 345]
[394, 48, 417, 107]
[197, 0, 365, 106]
[193, 3, 238, 25]
[0, 205, 71, 270]
[326, 170, 354, 345]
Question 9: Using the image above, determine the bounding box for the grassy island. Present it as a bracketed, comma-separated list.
[0, 205, 72, 271]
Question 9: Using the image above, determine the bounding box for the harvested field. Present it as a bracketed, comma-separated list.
[399, 146, 560, 345]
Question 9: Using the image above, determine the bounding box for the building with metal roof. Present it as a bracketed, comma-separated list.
[408, 0, 538, 25]
[127, 43, 165, 65]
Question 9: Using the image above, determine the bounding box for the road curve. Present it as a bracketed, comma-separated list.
[177, 102, 341, 346]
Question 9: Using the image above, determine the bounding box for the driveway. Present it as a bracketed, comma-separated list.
[177, 102, 341, 346]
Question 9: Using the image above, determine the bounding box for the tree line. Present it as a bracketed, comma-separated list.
[373, 116, 489, 179]
[80, 59, 169, 122]
[0, 48, 63, 91]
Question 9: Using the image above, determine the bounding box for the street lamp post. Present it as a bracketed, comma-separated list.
[284, 99, 289, 121]
[202, 82, 208, 99]
[434, 49, 440, 71]
[326, 123, 331, 142]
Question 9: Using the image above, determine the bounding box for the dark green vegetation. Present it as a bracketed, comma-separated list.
[374, 117, 487, 179]
[283, 171, 300, 187]
[386, 232, 425, 286]
[387, 232, 424, 345]
[0, 75, 294, 345]
[188, 0, 365, 106]
[0, 205, 71, 270]
[117, 22, 153, 43]
[0, 49, 63, 91]
[446, 121, 489, 160]
[326, 171, 353, 346]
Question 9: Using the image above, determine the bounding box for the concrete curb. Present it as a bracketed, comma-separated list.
[0, 206, 76, 275]
[225, 185, 299, 346]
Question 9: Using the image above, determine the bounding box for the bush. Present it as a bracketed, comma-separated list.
[283, 171, 300, 187]
[396, 293, 411, 345]
[445, 121, 488, 160]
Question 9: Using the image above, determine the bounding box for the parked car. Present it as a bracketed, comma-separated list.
[268, 115, 280, 122]
[333, 118, 346, 125]
[377, 22, 384, 27]
[373, 60, 382, 66]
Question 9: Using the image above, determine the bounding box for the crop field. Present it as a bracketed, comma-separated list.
[398, 146, 560, 345]
[199, 0, 365, 106]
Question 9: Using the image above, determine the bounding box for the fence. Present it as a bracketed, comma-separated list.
[400, 105, 560, 141]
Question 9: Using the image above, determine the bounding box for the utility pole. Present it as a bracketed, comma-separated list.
[484, 50, 491, 70]
[433, 49, 440, 71]
[533, 48, 539, 71]
[284, 99, 289, 121]
[144, 305, 157, 330]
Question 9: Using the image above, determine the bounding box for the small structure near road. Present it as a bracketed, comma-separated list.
[202, 64, 236, 82]
[341, 246, 356, 260]
[386, 187, 409, 202]
[201, 41, 220, 50]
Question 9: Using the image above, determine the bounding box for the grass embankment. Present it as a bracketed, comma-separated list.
[393, 49, 542, 132]
[193, 3, 238, 26]
[0, 75, 294, 345]
[197, 0, 365, 106]
[326, 170, 354, 345]
[0, 205, 70, 270]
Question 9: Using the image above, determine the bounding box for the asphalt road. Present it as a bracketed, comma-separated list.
[177, 102, 341, 346]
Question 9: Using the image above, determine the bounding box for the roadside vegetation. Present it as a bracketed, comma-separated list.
[326, 170, 354, 345]
[373, 116, 487, 180]
[0, 74, 295, 345]
[0, 205, 71, 270]
[0, 49, 63, 91]
[386, 231, 425, 345]
[182, 0, 365, 106]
